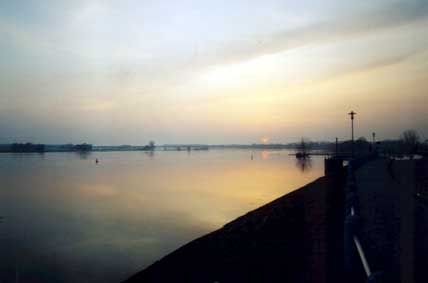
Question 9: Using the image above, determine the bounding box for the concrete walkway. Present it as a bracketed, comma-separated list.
[355, 158, 428, 283]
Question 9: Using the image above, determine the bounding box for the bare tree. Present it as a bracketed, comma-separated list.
[296, 138, 311, 159]
[400, 129, 420, 157]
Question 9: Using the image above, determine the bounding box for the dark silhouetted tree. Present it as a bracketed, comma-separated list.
[143, 141, 155, 151]
[295, 138, 311, 158]
[400, 129, 420, 157]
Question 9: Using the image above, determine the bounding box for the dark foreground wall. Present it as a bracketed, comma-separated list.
[123, 174, 345, 283]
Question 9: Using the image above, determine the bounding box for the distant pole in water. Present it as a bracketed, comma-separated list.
[348, 111, 356, 158]
[251, 153, 254, 160]
[95, 159, 99, 164]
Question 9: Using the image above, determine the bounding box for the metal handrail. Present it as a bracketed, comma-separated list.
[353, 235, 371, 277]
[350, 205, 372, 277]
[344, 161, 381, 282]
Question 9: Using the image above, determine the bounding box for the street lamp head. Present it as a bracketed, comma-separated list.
[348, 111, 356, 158]
[348, 111, 356, 120]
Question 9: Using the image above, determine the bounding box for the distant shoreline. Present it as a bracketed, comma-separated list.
[0, 141, 349, 153]
[0, 138, 412, 155]
[0, 146, 332, 154]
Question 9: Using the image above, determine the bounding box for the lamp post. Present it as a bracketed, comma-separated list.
[348, 111, 356, 158]
[336, 137, 338, 156]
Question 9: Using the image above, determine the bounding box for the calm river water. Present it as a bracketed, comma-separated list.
[0, 149, 323, 283]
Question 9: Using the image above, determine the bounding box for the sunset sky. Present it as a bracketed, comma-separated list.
[1, 0, 427, 145]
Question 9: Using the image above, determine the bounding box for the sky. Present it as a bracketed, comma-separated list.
[1, 0, 427, 145]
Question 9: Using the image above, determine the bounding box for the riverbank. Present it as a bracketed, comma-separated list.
[122, 172, 346, 283]
[122, 157, 428, 283]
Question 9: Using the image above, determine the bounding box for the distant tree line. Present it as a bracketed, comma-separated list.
[10, 143, 45, 152]
[0, 131, 425, 156]
[73, 143, 93, 151]
[329, 129, 425, 158]
[328, 137, 371, 156]
[383, 129, 424, 158]
[0, 143, 93, 153]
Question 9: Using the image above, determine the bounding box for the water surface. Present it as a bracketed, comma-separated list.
[0, 150, 323, 283]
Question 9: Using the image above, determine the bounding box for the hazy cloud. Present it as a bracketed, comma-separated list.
[1, 0, 427, 143]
